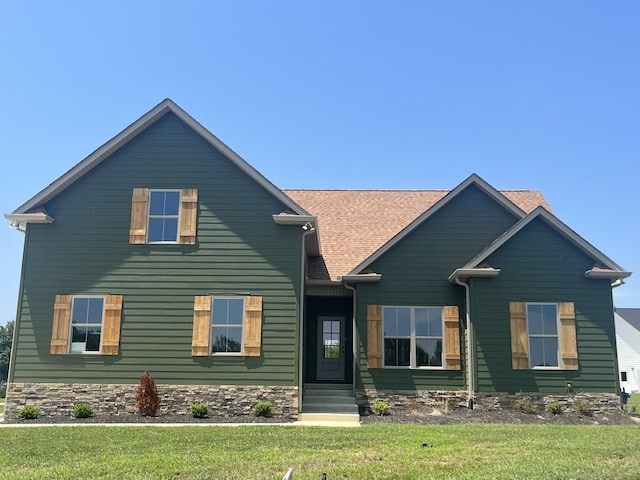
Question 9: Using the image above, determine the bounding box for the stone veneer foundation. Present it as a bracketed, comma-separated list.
[5, 383, 299, 420]
[356, 389, 622, 414]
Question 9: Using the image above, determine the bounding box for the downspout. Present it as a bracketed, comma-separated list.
[7, 224, 28, 387]
[454, 277, 474, 409]
[342, 281, 357, 396]
[298, 222, 315, 412]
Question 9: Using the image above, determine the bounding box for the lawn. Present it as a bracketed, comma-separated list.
[625, 393, 640, 415]
[0, 424, 639, 479]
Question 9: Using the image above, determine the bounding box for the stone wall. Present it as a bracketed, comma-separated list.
[5, 383, 299, 420]
[357, 389, 622, 415]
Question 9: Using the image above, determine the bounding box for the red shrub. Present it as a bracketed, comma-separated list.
[136, 370, 159, 416]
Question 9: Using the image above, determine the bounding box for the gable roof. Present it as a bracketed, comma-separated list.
[6, 98, 310, 227]
[452, 206, 631, 285]
[615, 308, 640, 332]
[285, 174, 552, 280]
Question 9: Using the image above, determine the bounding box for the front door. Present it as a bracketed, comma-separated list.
[316, 316, 346, 381]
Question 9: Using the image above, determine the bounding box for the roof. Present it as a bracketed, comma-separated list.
[615, 308, 640, 332]
[285, 182, 551, 280]
[6, 99, 309, 224]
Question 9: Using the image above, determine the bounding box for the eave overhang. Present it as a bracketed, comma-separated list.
[448, 268, 501, 283]
[272, 214, 320, 256]
[4, 212, 54, 230]
[585, 268, 632, 286]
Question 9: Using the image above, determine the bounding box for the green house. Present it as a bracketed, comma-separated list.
[4, 99, 631, 421]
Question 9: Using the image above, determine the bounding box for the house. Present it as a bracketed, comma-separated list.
[615, 308, 640, 393]
[4, 99, 631, 420]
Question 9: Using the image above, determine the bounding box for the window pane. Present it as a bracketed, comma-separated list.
[383, 307, 410, 336]
[527, 304, 543, 334]
[85, 327, 101, 351]
[541, 305, 557, 335]
[416, 339, 443, 367]
[212, 327, 242, 353]
[415, 308, 442, 336]
[163, 219, 179, 242]
[530, 337, 558, 367]
[227, 299, 244, 325]
[164, 191, 180, 215]
[148, 218, 165, 242]
[149, 191, 167, 215]
[72, 298, 89, 324]
[212, 299, 244, 325]
[87, 298, 104, 324]
[384, 338, 410, 366]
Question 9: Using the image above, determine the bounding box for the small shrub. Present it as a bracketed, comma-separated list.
[548, 402, 563, 415]
[573, 399, 593, 416]
[0, 386, 6, 398]
[71, 402, 94, 419]
[513, 397, 538, 414]
[253, 401, 273, 417]
[372, 399, 390, 416]
[17, 405, 41, 420]
[136, 370, 160, 416]
[190, 402, 209, 418]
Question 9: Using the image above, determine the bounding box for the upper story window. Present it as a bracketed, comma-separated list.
[527, 303, 559, 368]
[129, 188, 198, 245]
[383, 306, 444, 368]
[148, 190, 181, 243]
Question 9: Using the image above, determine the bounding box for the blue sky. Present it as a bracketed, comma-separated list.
[1, 1, 638, 325]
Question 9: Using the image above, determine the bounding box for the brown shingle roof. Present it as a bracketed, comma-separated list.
[283, 189, 551, 281]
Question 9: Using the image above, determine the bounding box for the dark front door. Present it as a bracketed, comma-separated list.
[316, 316, 346, 381]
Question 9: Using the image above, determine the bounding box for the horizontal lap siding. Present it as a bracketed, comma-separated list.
[356, 185, 519, 391]
[13, 112, 300, 386]
[472, 218, 617, 393]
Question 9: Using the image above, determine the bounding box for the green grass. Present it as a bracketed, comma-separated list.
[625, 393, 640, 415]
[0, 424, 639, 479]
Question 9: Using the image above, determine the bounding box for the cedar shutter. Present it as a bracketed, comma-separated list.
[192, 296, 212, 356]
[129, 188, 149, 244]
[178, 188, 198, 245]
[510, 302, 529, 369]
[101, 295, 123, 355]
[559, 302, 578, 370]
[242, 296, 263, 357]
[443, 306, 461, 370]
[367, 305, 383, 368]
[51, 295, 72, 354]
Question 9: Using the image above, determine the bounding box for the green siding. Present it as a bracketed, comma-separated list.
[12, 112, 302, 386]
[472, 217, 617, 393]
[355, 185, 520, 391]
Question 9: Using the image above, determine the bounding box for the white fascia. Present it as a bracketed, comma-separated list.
[4, 212, 54, 231]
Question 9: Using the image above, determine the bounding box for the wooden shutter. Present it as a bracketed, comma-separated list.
[443, 306, 461, 370]
[51, 295, 72, 354]
[101, 295, 123, 355]
[129, 188, 149, 244]
[559, 302, 578, 370]
[510, 302, 529, 369]
[242, 296, 263, 357]
[367, 305, 383, 368]
[192, 296, 212, 356]
[178, 189, 198, 245]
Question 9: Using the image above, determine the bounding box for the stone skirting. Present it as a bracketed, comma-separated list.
[5, 383, 299, 420]
[357, 389, 622, 414]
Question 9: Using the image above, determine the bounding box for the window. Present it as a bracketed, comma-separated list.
[211, 298, 245, 354]
[129, 188, 198, 245]
[323, 320, 340, 359]
[527, 303, 559, 368]
[509, 301, 578, 370]
[621, 371, 628, 382]
[148, 190, 180, 242]
[70, 297, 105, 353]
[50, 294, 123, 355]
[383, 306, 443, 368]
[191, 296, 263, 357]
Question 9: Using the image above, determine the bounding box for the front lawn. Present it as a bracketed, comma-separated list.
[0, 424, 639, 479]
[625, 393, 640, 415]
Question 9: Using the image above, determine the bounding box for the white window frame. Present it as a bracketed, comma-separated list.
[147, 189, 181, 244]
[210, 297, 245, 356]
[68, 295, 105, 355]
[526, 302, 560, 369]
[382, 306, 444, 369]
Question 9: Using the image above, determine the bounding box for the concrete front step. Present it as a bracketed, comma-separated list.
[302, 403, 360, 414]
[296, 412, 361, 426]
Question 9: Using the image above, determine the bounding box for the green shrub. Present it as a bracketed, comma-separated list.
[71, 402, 94, 419]
[573, 399, 593, 416]
[372, 399, 390, 416]
[253, 401, 273, 417]
[513, 397, 538, 414]
[190, 402, 209, 418]
[136, 370, 160, 416]
[548, 402, 563, 415]
[17, 405, 41, 420]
